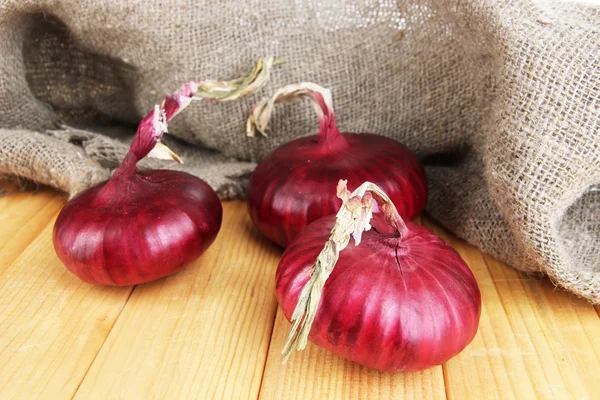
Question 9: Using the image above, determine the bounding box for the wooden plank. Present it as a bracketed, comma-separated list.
[422, 218, 596, 400]
[0, 187, 66, 272]
[259, 310, 445, 400]
[258, 216, 446, 400]
[0, 221, 133, 399]
[73, 201, 281, 400]
[486, 254, 600, 396]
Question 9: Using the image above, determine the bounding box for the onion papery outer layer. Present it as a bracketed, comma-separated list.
[276, 181, 481, 371]
[246, 83, 427, 248]
[53, 58, 278, 286]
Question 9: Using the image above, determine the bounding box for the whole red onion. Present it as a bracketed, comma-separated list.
[276, 180, 481, 372]
[246, 83, 427, 247]
[53, 59, 278, 286]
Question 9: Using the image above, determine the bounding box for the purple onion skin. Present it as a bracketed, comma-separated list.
[53, 94, 222, 286]
[53, 170, 222, 286]
[276, 215, 481, 372]
[247, 133, 427, 248]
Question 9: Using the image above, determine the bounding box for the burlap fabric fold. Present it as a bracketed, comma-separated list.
[0, 0, 598, 302]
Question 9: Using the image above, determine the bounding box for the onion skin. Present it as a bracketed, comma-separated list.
[247, 133, 427, 247]
[246, 83, 427, 248]
[53, 170, 222, 286]
[276, 215, 481, 372]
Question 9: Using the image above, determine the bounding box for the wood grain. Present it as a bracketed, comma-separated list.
[73, 202, 282, 400]
[0, 187, 65, 273]
[1, 184, 599, 400]
[423, 218, 599, 400]
[511, 254, 600, 397]
[0, 217, 132, 399]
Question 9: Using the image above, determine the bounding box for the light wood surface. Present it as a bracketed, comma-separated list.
[0, 183, 598, 400]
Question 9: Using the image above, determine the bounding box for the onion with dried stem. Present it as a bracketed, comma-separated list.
[53, 58, 278, 286]
[246, 83, 427, 248]
[276, 180, 481, 371]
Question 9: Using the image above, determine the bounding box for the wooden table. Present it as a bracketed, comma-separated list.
[1, 182, 599, 400]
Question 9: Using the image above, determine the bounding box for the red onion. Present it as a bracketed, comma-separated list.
[276, 180, 481, 372]
[53, 59, 277, 286]
[246, 83, 427, 247]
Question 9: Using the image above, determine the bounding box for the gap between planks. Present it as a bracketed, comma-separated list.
[255, 303, 280, 400]
[70, 286, 136, 399]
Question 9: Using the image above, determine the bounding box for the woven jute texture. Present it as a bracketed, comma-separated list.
[0, 1, 598, 302]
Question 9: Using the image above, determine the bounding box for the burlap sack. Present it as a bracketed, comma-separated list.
[0, 1, 598, 302]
